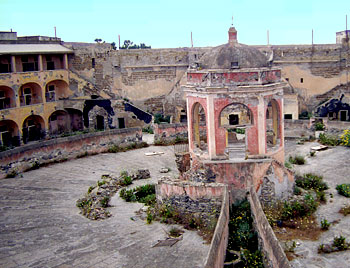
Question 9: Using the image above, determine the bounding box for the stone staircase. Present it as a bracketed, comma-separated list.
[226, 142, 246, 160]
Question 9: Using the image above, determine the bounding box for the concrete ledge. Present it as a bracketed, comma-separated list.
[204, 186, 229, 268]
[248, 186, 291, 268]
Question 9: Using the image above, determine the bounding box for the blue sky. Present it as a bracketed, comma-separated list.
[0, 0, 348, 48]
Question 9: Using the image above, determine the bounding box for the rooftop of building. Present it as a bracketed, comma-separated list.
[197, 26, 269, 69]
[0, 44, 73, 55]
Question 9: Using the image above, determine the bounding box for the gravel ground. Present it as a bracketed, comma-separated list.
[0, 145, 209, 268]
[285, 140, 350, 268]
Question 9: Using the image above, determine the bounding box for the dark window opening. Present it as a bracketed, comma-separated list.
[96, 115, 104, 130]
[180, 114, 187, 123]
[0, 63, 11, 73]
[300, 78, 304, 83]
[340, 110, 348, 121]
[284, 114, 292, 119]
[50, 114, 57, 121]
[23, 62, 36, 72]
[47, 61, 55, 70]
[118, 118, 125, 129]
[231, 62, 239, 68]
[285, 78, 289, 81]
[24, 88, 31, 94]
[92, 58, 95, 68]
[229, 114, 239, 125]
[21, 56, 28, 62]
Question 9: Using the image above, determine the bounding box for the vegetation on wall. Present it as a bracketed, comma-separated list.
[154, 113, 171, 124]
[120, 40, 151, 49]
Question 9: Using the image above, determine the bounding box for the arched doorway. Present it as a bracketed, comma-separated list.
[0, 120, 20, 148]
[45, 80, 70, 102]
[266, 99, 281, 151]
[19, 83, 42, 106]
[22, 115, 45, 143]
[65, 108, 83, 132]
[192, 102, 207, 151]
[0, 86, 16, 110]
[219, 103, 253, 159]
[49, 110, 69, 135]
[88, 106, 109, 131]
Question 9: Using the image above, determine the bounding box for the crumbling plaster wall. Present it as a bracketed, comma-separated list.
[65, 42, 209, 118]
[256, 44, 350, 113]
[187, 159, 294, 203]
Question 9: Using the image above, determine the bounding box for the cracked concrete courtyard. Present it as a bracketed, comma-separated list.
[0, 145, 209, 268]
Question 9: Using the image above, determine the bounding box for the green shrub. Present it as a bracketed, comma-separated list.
[321, 219, 330, 230]
[289, 155, 306, 165]
[88, 186, 94, 193]
[119, 184, 156, 205]
[6, 168, 18, 178]
[146, 211, 153, 224]
[100, 196, 110, 208]
[293, 186, 302, 195]
[281, 194, 318, 220]
[30, 161, 41, 170]
[154, 113, 171, 124]
[316, 191, 327, 203]
[310, 151, 315, 157]
[333, 236, 348, 250]
[120, 176, 132, 186]
[336, 184, 350, 198]
[295, 173, 328, 192]
[119, 188, 136, 202]
[284, 161, 292, 169]
[142, 126, 154, 134]
[108, 144, 121, 153]
[139, 194, 156, 206]
[339, 205, 350, 216]
[97, 180, 106, 187]
[319, 133, 340, 146]
[315, 122, 325, 131]
[169, 227, 183, 237]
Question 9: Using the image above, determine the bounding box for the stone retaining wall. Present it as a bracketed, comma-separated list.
[154, 122, 206, 143]
[248, 186, 291, 268]
[0, 128, 142, 179]
[284, 119, 313, 138]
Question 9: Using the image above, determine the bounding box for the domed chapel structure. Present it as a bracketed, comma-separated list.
[185, 24, 286, 164]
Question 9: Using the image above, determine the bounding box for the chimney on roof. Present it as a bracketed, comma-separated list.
[228, 26, 237, 46]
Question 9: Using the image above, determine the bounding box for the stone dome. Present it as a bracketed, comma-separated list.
[198, 42, 268, 69]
